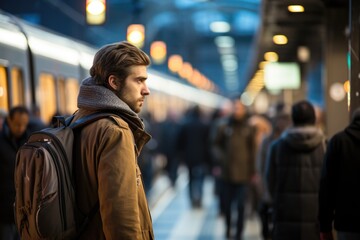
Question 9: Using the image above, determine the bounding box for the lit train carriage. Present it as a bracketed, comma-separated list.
[0, 10, 228, 125]
[23, 25, 97, 123]
[0, 10, 95, 123]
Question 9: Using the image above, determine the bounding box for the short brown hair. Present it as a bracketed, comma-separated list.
[90, 41, 151, 85]
[9, 106, 29, 119]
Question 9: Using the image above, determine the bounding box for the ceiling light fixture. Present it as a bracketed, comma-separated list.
[150, 41, 167, 64]
[288, 5, 305, 13]
[264, 52, 278, 62]
[210, 21, 231, 33]
[273, 35, 288, 45]
[297, 46, 310, 62]
[127, 24, 145, 48]
[214, 36, 234, 48]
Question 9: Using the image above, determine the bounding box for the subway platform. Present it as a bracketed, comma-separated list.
[148, 168, 262, 240]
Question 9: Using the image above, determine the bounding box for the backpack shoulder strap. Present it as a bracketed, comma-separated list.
[69, 112, 117, 130]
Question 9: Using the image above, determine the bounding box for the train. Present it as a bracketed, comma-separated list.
[0, 9, 228, 124]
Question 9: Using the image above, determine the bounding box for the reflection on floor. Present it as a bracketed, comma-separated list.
[149, 171, 262, 240]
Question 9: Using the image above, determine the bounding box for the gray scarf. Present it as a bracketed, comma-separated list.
[77, 77, 144, 130]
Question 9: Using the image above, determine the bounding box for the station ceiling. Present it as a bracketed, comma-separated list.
[0, 0, 349, 97]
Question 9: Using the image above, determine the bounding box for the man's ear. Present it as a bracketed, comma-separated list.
[107, 75, 119, 91]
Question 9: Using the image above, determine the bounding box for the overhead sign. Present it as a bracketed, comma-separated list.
[264, 62, 301, 90]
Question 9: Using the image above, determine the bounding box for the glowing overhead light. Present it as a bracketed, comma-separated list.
[179, 62, 193, 80]
[288, 5, 305, 13]
[127, 24, 145, 48]
[273, 35, 288, 45]
[168, 55, 183, 73]
[214, 36, 235, 48]
[329, 82, 346, 102]
[86, 0, 106, 25]
[189, 69, 201, 85]
[210, 21, 231, 33]
[150, 41, 167, 64]
[86, 0, 105, 15]
[221, 55, 238, 72]
[297, 46, 310, 62]
[264, 52, 278, 62]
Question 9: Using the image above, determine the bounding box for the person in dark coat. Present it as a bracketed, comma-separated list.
[177, 105, 210, 208]
[318, 108, 360, 240]
[159, 110, 181, 187]
[212, 98, 257, 240]
[0, 106, 30, 240]
[266, 100, 326, 240]
[257, 102, 291, 240]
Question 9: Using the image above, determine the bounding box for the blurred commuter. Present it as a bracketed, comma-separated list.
[27, 105, 47, 132]
[158, 110, 181, 186]
[209, 107, 230, 216]
[319, 108, 360, 240]
[177, 105, 210, 208]
[256, 102, 291, 240]
[212, 97, 257, 240]
[266, 100, 326, 240]
[248, 114, 271, 217]
[138, 111, 158, 195]
[72, 41, 154, 239]
[0, 106, 30, 240]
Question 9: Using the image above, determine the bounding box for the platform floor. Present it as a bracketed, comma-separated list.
[148, 170, 262, 240]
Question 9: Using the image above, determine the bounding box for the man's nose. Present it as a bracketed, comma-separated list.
[142, 84, 150, 95]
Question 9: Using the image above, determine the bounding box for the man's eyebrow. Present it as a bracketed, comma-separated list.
[136, 76, 148, 80]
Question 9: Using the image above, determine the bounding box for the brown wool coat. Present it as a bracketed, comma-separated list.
[73, 109, 154, 240]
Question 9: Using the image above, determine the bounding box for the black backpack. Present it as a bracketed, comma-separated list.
[14, 112, 113, 240]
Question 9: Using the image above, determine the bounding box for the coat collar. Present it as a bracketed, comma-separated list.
[109, 116, 151, 156]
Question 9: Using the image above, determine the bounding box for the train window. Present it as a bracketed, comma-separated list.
[65, 78, 79, 114]
[57, 77, 79, 117]
[39, 73, 56, 124]
[57, 77, 79, 116]
[0, 66, 9, 112]
[11, 67, 25, 106]
[57, 77, 66, 115]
